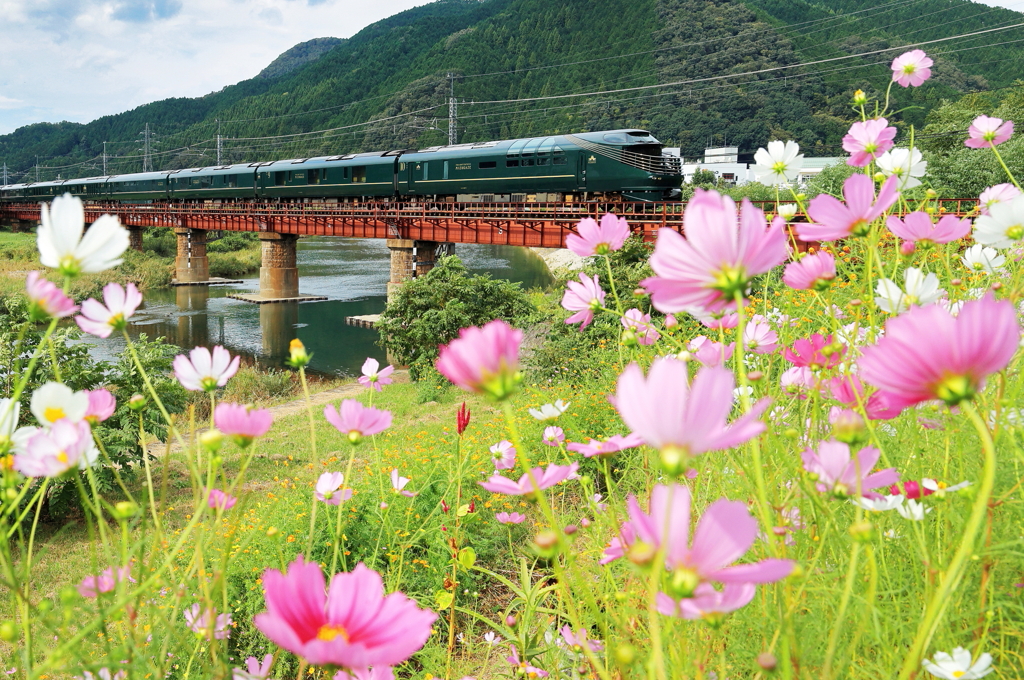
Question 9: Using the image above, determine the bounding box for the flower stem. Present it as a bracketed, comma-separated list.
[822, 541, 861, 679]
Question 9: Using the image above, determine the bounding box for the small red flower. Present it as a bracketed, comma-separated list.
[456, 402, 471, 435]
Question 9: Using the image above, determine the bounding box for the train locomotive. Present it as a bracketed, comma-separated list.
[0, 129, 682, 205]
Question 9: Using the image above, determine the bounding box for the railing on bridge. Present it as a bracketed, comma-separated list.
[0, 198, 982, 248]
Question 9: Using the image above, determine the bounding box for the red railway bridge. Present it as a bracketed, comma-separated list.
[0, 198, 980, 302]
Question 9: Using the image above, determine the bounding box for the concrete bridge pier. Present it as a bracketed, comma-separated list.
[174, 227, 209, 283]
[386, 239, 453, 301]
[127, 226, 145, 252]
[259, 232, 300, 298]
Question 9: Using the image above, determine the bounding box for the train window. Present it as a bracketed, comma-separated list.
[522, 159, 535, 167]
[443, 161, 449, 180]
[537, 158, 549, 166]
[352, 166, 366, 183]
[603, 133, 629, 143]
[478, 161, 496, 169]
[422, 162, 429, 180]
[553, 146, 565, 155]
[226, 175, 238, 188]
[308, 169, 320, 185]
[553, 157, 568, 165]
[506, 160, 520, 168]
[343, 168, 349, 179]
[200, 177, 212, 188]
[274, 171, 286, 186]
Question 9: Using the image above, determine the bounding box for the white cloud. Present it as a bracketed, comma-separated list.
[0, 0, 428, 134]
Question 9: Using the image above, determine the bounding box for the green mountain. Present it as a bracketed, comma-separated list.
[3, 0, 1023, 183]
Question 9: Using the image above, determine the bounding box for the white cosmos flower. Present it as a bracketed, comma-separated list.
[0, 399, 20, 441]
[974, 193, 1024, 249]
[874, 268, 945, 314]
[853, 495, 904, 512]
[777, 203, 799, 221]
[529, 399, 570, 421]
[483, 631, 501, 646]
[921, 647, 993, 679]
[922, 478, 972, 495]
[875, 148, 927, 190]
[30, 382, 89, 426]
[753, 140, 804, 184]
[961, 244, 1005, 274]
[896, 498, 932, 521]
[37, 194, 129, 277]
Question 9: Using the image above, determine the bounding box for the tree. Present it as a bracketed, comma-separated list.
[376, 255, 535, 380]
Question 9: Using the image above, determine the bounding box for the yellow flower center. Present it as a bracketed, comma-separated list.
[56, 451, 68, 464]
[316, 624, 350, 642]
[952, 672, 965, 679]
[44, 407, 66, 422]
[1005, 224, 1023, 240]
[901, 64, 917, 75]
[772, 160, 788, 174]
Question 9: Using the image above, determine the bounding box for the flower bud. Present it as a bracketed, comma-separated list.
[747, 370, 763, 382]
[615, 644, 637, 666]
[832, 410, 866, 445]
[200, 429, 224, 453]
[534, 529, 559, 556]
[951, 278, 962, 287]
[113, 501, 139, 519]
[266, 526, 280, 538]
[632, 288, 647, 298]
[0, 621, 15, 642]
[873, 172, 886, 183]
[664, 315, 678, 329]
[852, 89, 867, 105]
[286, 338, 312, 368]
[900, 241, 916, 256]
[850, 298, 862, 307]
[128, 394, 147, 411]
[849, 520, 875, 543]
[563, 524, 578, 535]
[925, 188, 938, 198]
[620, 328, 638, 348]
[505, 615, 517, 627]
[757, 652, 778, 672]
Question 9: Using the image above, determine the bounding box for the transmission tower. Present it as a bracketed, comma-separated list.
[217, 119, 222, 165]
[102, 141, 107, 175]
[448, 73, 457, 146]
[139, 124, 153, 172]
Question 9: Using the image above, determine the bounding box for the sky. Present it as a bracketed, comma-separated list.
[0, 0, 1022, 136]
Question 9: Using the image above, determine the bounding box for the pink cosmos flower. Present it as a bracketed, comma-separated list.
[14, 419, 92, 477]
[643, 190, 788, 314]
[743, 320, 778, 354]
[76, 669, 126, 680]
[25, 271, 78, 319]
[479, 463, 579, 496]
[890, 50, 933, 87]
[561, 273, 605, 329]
[542, 426, 564, 446]
[436, 320, 522, 401]
[689, 336, 734, 367]
[781, 366, 816, 395]
[600, 521, 636, 564]
[254, 557, 436, 668]
[979, 183, 1020, 215]
[699, 313, 739, 330]
[173, 346, 241, 392]
[214, 403, 272, 447]
[315, 472, 353, 505]
[84, 389, 116, 424]
[801, 440, 899, 499]
[75, 282, 143, 338]
[507, 645, 549, 679]
[78, 566, 132, 598]
[783, 251, 836, 291]
[614, 359, 768, 469]
[560, 625, 603, 652]
[843, 118, 898, 167]
[859, 296, 1019, 406]
[784, 334, 843, 370]
[233, 654, 273, 680]
[657, 582, 756, 621]
[332, 668, 394, 680]
[608, 484, 794, 594]
[489, 440, 516, 470]
[358, 358, 394, 392]
[566, 213, 631, 257]
[208, 488, 237, 511]
[566, 433, 644, 458]
[886, 212, 971, 244]
[496, 512, 526, 524]
[185, 603, 232, 640]
[324, 400, 392, 444]
[826, 375, 906, 420]
[621, 308, 660, 345]
[965, 115, 1014, 148]
[799, 174, 900, 241]
[390, 469, 416, 497]
[889, 480, 935, 500]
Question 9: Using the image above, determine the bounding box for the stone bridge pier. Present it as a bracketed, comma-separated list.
[128, 226, 145, 252]
[174, 227, 209, 283]
[227, 232, 326, 304]
[386, 239, 453, 301]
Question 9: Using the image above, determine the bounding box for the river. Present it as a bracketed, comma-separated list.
[81, 237, 553, 376]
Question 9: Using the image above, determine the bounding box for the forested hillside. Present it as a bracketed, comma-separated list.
[3, 0, 1023, 183]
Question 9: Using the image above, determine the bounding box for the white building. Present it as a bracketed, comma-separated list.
[664, 146, 841, 187]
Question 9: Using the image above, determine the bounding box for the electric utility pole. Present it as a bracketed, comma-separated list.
[217, 119, 222, 165]
[448, 73, 457, 146]
[140, 124, 152, 172]
[103, 141, 107, 175]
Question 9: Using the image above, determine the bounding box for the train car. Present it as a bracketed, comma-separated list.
[254, 152, 401, 201]
[106, 171, 168, 202]
[167, 164, 258, 201]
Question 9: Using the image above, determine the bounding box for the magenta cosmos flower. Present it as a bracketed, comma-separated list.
[560, 625, 603, 653]
[566, 213, 630, 257]
[507, 645, 549, 679]
[802, 440, 899, 499]
[208, 488, 237, 511]
[842, 118, 897, 167]
[607, 484, 794, 596]
[621, 308, 660, 345]
[390, 469, 416, 497]
[886, 212, 971, 244]
[324, 400, 392, 444]
[783, 251, 836, 291]
[15, 419, 92, 478]
[784, 334, 844, 370]
[643, 190, 788, 315]
[436, 319, 522, 401]
[542, 426, 564, 446]
[890, 49, 933, 87]
[614, 358, 768, 473]
[965, 115, 1014, 148]
[78, 566, 132, 598]
[25, 271, 78, 320]
[826, 375, 905, 420]
[254, 556, 436, 668]
[174, 346, 241, 392]
[489, 440, 516, 470]
[479, 462, 579, 496]
[214, 403, 272, 447]
[566, 433, 644, 458]
[84, 389, 116, 424]
[799, 174, 899, 241]
[743, 319, 778, 354]
[233, 655, 273, 680]
[859, 296, 1020, 406]
[561, 273, 605, 329]
[496, 511, 526, 524]
[185, 603, 232, 640]
[657, 582, 756, 622]
[76, 282, 143, 338]
[358, 358, 394, 392]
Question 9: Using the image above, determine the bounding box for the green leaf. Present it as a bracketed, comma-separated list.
[435, 590, 454, 610]
[456, 503, 471, 517]
[458, 546, 476, 570]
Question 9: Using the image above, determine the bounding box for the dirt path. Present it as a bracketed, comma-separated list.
[146, 369, 409, 455]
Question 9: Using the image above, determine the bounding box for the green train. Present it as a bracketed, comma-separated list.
[0, 129, 682, 204]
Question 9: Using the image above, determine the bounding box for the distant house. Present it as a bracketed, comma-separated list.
[663, 146, 841, 187]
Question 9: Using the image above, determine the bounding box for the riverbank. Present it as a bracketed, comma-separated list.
[529, 246, 584, 279]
